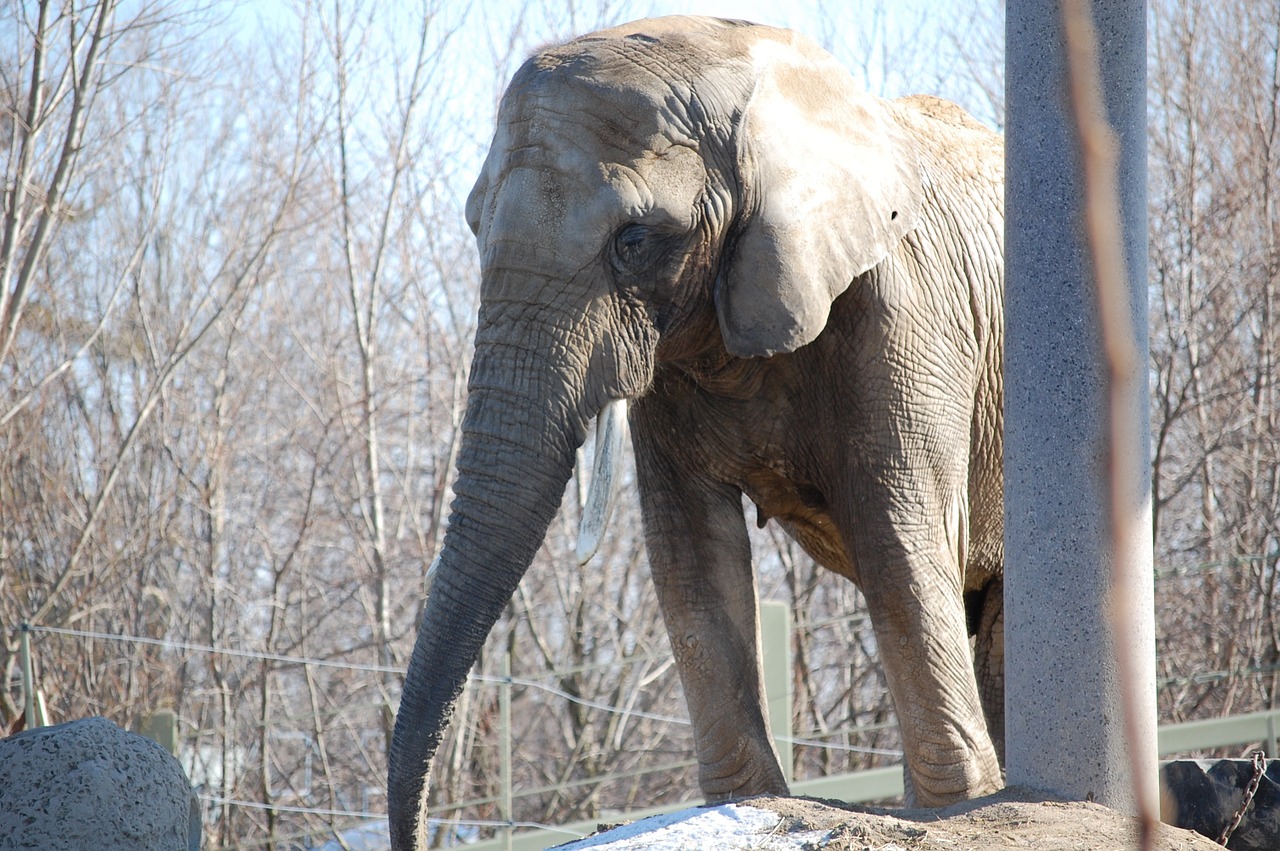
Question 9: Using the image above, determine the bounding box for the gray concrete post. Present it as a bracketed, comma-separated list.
[1004, 0, 1157, 812]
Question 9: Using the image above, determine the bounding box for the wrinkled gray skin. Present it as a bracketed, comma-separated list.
[389, 16, 1004, 849]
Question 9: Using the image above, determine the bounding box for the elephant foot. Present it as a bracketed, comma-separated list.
[903, 740, 1004, 808]
[698, 759, 789, 803]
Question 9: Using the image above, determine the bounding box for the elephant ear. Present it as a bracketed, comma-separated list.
[716, 35, 924, 357]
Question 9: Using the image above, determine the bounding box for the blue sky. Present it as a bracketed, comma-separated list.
[230, 0, 1002, 120]
[223, 0, 1002, 243]
[491, 0, 1004, 114]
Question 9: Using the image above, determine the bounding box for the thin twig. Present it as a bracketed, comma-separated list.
[1060, 1, 1158, 848]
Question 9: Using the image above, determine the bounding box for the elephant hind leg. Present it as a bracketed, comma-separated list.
[967, 575, 1005, 766]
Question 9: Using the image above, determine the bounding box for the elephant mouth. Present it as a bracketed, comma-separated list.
[575, 398, 628, 565]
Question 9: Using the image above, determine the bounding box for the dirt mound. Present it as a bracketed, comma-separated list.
[750, 788, 1221, 850]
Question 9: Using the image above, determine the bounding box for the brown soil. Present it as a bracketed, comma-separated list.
[746, 788, 1222, 850]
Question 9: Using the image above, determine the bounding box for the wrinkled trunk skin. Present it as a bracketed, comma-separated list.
[388, 338, 590, 850]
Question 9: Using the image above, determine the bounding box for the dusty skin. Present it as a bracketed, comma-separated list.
[723, 790, 1219, 850]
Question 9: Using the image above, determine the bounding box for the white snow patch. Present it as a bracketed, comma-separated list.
[553, 803, 831, 850]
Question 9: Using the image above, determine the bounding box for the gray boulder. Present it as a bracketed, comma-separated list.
[0, 716, 201, 851]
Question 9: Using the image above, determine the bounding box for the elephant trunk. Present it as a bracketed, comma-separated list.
[388, 339, 592, 850]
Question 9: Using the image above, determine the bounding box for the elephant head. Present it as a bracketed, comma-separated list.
[389, 17, 923, 847]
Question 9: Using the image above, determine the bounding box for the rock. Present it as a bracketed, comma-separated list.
[1161, 757, 1280, 849]
[0, 716, 201, 851]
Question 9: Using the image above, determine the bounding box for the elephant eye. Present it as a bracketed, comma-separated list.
[611, 223, 656, 274]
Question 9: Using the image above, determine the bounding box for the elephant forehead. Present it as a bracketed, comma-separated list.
[482, 131, 704, 261]
[484, 162, 619, 252]
[503, 59, 671, 141]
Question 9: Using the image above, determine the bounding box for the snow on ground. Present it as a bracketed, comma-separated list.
[552, 803, 832, 850]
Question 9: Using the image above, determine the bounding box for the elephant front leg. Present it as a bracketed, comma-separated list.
[851, 500, 1004, 807]
[632, 417, 788, 801]
[648, 486, 788, 801]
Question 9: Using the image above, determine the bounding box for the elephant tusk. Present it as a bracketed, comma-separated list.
[575, 398, 627, 565]
[424, 554, 441, 596]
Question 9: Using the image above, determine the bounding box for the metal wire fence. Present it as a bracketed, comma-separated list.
[12, 558, 1275, 848]
[14, 602, 893, 846]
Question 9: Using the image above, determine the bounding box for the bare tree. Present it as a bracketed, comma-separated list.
[25, 0, 1280, 843]
[1149, 0, 1280, 734]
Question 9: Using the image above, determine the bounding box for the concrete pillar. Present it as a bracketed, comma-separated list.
[1004, 0, 1157, 813]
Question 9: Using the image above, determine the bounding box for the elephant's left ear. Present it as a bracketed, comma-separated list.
[716, 34, 923, 357]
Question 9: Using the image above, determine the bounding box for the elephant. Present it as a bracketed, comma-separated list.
[389, 16, 1005, 849]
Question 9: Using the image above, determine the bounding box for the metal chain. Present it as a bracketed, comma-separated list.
[1218, 749, 1267, 846]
